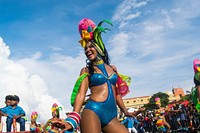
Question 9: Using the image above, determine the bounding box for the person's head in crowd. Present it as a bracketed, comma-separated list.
[155, 97, 161, 108]
[5, 95, 13, 106]
[51, 103, 62, 118]
[11, 95, 20, 106]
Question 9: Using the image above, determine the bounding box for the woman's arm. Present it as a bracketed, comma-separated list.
[52, 68, 89, 133]
[73, 67, 89, 113]
[113, 65, 145, 116]
[111, 65, 134, 117]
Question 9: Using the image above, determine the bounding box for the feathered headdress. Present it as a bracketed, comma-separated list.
[194, 59, 200, 73]
[155, 97, 161, 105]
[51, 103, 62, 116]
[31, 111, 38, 120]
[78, 18, 113, 56]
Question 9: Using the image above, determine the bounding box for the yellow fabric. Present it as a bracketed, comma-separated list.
[81, 30, 91, 40]
[79, 30, 91, 48]
[79, 39, 87, 48]
[118, 73, 131, 86]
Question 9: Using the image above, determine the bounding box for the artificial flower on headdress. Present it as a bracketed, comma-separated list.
[31, 111, 39, 120]
[116, 73, 131, 97]
[78, 18, 96, 48]
[194, 59, 200, 73]
[194, 59, 200, 82]
[78, 18, 113, 56]
[51, 103, 62, 115]
[155, 97, 161, 105]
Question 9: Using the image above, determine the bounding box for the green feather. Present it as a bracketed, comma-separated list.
[93, 20, 113, 56]
[70, 73, 88, 106]
[97, 20, 113, 27]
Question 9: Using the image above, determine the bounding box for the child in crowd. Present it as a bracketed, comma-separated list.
[0, 95, 26, 132]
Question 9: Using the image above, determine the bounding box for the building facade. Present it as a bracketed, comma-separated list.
[122, 88, 185, 109]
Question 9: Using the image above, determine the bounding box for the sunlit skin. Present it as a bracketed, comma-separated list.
[84, 41, 98, 61]
[43, 110, 63, 133]
[52, 41, 145, 133]
[11, 100, 24, 119]
[5, 100, 11, 106]
[30, 118, 38, 131]
[84, 42, 117, 103]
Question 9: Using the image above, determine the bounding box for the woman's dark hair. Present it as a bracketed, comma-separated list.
[52, 110, 60, 118]
[5, 95, 14, 101]
[194, 77, 200, 87]
[57, 111, 60, 118]
[86, 47, 110, 75]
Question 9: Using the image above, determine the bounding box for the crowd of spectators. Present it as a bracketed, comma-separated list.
[119, 101, 200, 133]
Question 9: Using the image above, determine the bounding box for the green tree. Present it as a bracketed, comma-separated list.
[144, 92, 169, 110]
[180, 87, 194, 102]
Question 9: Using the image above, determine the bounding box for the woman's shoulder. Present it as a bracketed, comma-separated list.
[80, 67, 89, 75]
[109, 65, 117, 72]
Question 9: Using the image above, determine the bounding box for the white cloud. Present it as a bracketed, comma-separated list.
[0, 37, 10, 60]
[0, 37, 66, 123]
[109, 0, 200, 97]
[124, 12, 141, 21]
[112, 0, 148, 28]
[49, 46, 63, 51]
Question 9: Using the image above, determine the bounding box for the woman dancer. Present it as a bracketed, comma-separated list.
[43, 103, 63, 133]
[192, 59, 200, 111]
[52, 18, 144, 133]
[30, 111, 40, 133]
[154, 98, 171, 133]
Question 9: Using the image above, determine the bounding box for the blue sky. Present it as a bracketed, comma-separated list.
[0, 0, 200, 122]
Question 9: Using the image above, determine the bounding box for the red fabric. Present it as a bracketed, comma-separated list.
[116, 75, 130, 97]
[181, 100, 189, 106]
[2, 131, 31, 133]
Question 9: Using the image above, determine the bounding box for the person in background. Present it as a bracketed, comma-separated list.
[0, 95, 13, 121]
[43, 103, 64, 133]
[121, 116, 138, 133]
[154, 97, 170, 133]
[0, 95, 13, 132]
[30, 111, 41, 133]
[193, 59, 200, 111]
[0, 95, 26, 132]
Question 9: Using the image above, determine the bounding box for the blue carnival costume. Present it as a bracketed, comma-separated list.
[85, 63, 118, 126]
[67, 18, 131, 132]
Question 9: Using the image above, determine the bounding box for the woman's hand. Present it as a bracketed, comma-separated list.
[126, 107, 146, 117]
[124, 111, 135, 117]
[51, 120, 72, 133]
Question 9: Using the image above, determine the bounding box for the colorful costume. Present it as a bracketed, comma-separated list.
[155, 98, 166, 132]
[84, 63, 118, 126]
[45, 103, 63, 133]
[30, 111, 40, 132]
[192, 59, 200, 111]
[155, 110, 166, 132]
[68, 18, 131, 130]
